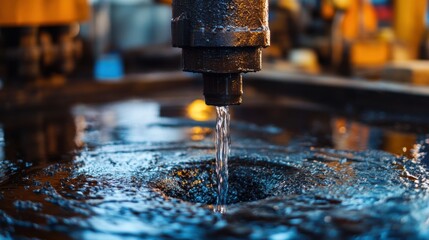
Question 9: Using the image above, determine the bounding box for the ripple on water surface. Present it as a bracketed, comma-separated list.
[1, 140, 429, 239]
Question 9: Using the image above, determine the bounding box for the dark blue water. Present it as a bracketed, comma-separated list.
[1, 99, 429, 239]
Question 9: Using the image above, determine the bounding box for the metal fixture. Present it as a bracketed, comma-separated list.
[172, 0, 270, 106]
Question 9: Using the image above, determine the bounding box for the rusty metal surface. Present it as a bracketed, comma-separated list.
[172, 0, 270, 106]
[203, 73, 243, 106]
[172, 0, 269, 49]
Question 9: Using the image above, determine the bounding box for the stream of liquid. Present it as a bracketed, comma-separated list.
[214, 106, 231, 213]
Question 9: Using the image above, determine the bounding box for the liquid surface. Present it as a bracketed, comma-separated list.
[1, 95, 429, 239]
[214, 106, 230, 213]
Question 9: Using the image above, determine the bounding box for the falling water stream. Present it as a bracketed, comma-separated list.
[214, 106, 230, 213]
[3, 99, 429, 239]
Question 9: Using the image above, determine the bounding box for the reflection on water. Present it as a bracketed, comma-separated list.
[190, 127, 212, 141]
[2, 112, 76, 164]
[1, 100, 429, 176]
[73, 101, 192, 144]
[0, 110, 77, 184]
[332, 118, 371, 151]
[331, 117, 426, 160]
[382, 131, 417, 158]
[1, 99, 429, 182]
[1, 98, 429, 238]
[0, 127, 5, 182]
[0, 127, 4, 161]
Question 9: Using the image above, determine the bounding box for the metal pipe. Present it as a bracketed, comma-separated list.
[172, 0, 270, 106]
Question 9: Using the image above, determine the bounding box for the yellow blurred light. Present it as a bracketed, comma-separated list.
[190, 127, 211, 141]
[334, 118, 347, 134]
[383, 131, 416, 158]
[332, 118, 370, 151]
[341, 0, 378, 40]
[74, 115, 87, 148]
[186, 99, 215, 122]
[332, 0, 352, 10]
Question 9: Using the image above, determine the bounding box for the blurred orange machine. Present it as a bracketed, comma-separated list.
[325, 0, 428, 77]
[0, 0, 89, 26]
[0, 0, 90, 87]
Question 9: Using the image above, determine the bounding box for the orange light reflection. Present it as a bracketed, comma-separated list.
[186, 99, 215, 122]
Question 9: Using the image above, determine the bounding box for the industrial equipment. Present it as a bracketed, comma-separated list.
[0, 0, 90, 86]
[171, 0, 270, 106]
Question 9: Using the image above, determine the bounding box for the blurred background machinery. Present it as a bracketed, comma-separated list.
[1, 0, 429, 109]
[2, 0, 429, 82]
[0, 0, 90, 86]
[267, 0, 429, 79]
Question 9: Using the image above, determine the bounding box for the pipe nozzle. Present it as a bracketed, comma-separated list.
[203, 73, 243, 106]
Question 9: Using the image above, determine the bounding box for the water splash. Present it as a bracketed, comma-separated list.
[215, 106, 231, 213]
[4, 100, 429, 239]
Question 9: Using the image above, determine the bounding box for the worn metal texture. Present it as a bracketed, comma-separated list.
[203, 73, 242, 105]
[172, 0, 269, 106]
[183, 47, 262, 73]
[172, 0, 269, 48]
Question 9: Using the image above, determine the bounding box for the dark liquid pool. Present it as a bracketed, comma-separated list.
[1, 92, 429, 239]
